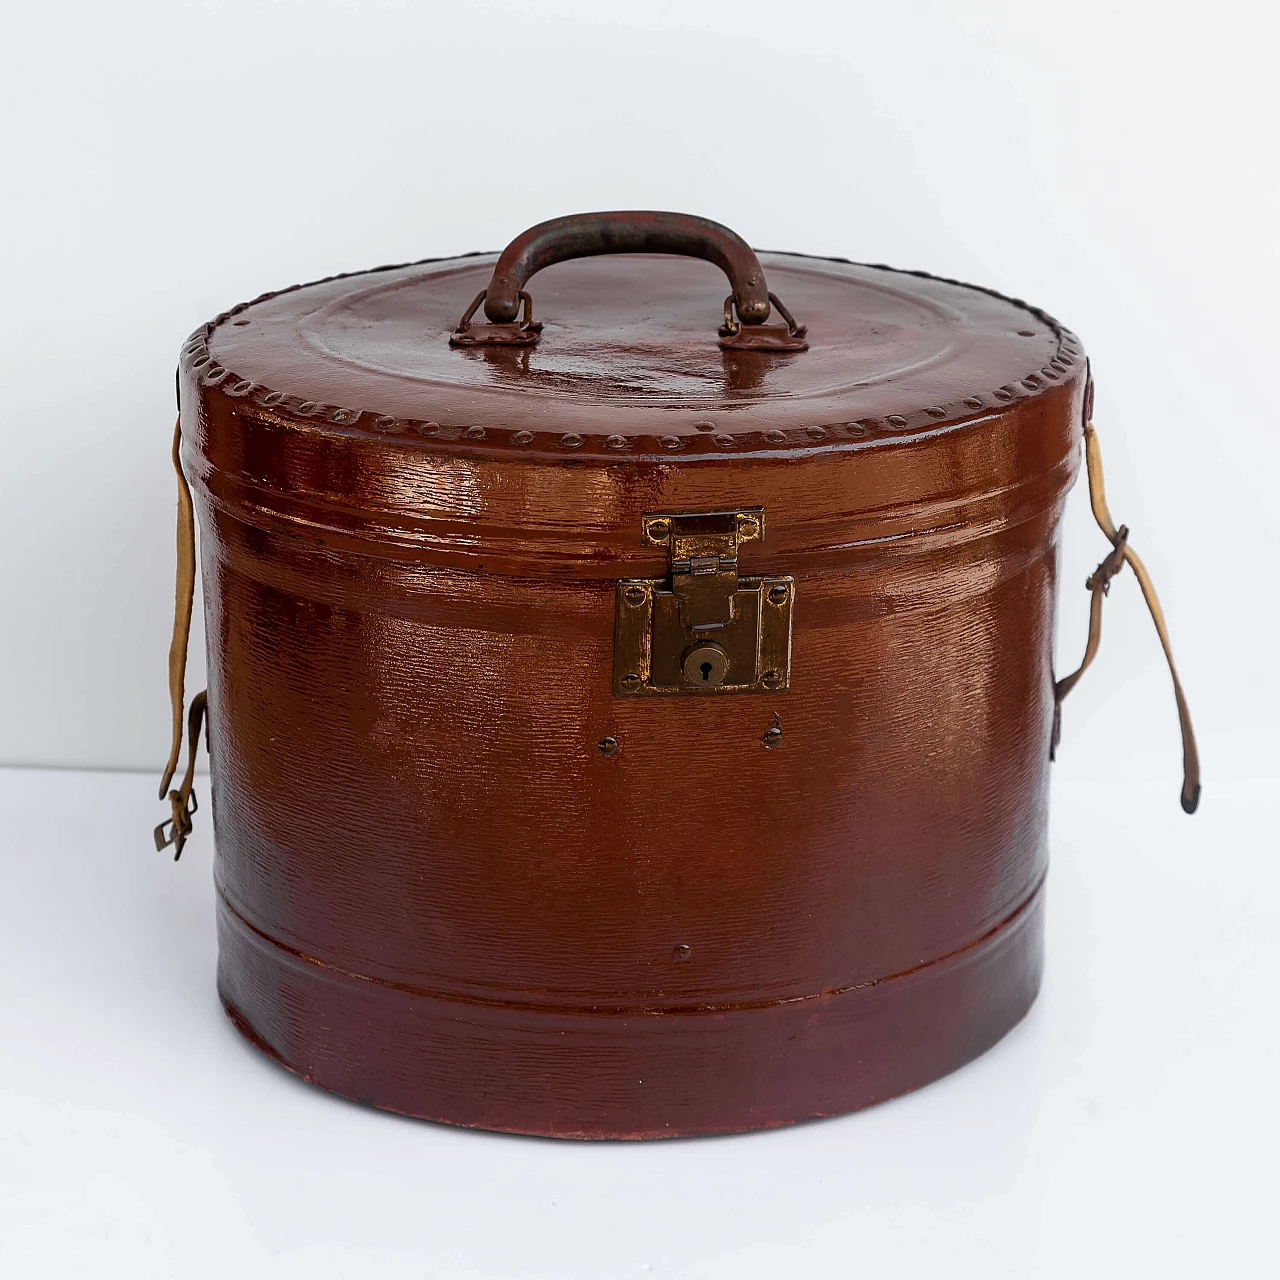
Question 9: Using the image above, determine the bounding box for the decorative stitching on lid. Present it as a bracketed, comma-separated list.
[184, 253, 1083, 455]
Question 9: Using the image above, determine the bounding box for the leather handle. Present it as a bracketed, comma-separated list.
[482, 211, 772, 324]
[451, 211, 807, 352]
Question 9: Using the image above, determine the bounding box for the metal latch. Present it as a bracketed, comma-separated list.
[613, 508, 794, 696]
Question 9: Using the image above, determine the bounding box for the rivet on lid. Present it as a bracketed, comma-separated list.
[374, 416, 401, 432]
[604, 434, 628, 449]
[764, 429, 786, 443]
[806, 425, 826, 440]
[512, 430, 534, 445]
[926, 406, 947, 419]
[886, 415, 908, 429]
[963, 396, 984, 410]
[560, 433, 583, 448]
[659, 435, 683, 450]
[713, 434, 735, 447]
[465, 425, 485, 440]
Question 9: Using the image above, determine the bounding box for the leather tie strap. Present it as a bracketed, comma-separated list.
[1052, 420, 1201, 814]
[153, 414, 1199, 847]
[155, 417, 208, 858]
[155, 690, 207, 860]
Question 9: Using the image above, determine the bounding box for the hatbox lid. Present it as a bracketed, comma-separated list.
[189, 211, 1085, 458]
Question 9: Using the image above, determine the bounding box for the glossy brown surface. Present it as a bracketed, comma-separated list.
[183, 236, 1086, 1137]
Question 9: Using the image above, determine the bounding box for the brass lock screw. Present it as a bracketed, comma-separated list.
[768, 584, 789, 605]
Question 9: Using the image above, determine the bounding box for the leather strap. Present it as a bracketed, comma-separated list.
[153, 412, 1199, 852]
[155, 418, 208, 858]
[1052, 421, 1201, 813]
[155, 690, 206, 859]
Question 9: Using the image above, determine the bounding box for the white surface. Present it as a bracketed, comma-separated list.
[1, 0, 1278, 769]
[1, 764, 1276, 1278]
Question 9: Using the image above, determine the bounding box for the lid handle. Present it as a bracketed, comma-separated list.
[450, 211, 807, 352]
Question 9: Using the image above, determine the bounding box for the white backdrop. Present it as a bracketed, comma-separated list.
[2, 0, 1275, 780]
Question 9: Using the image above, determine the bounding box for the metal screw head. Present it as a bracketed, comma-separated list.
[597, 736, 619, 756]
[762, 726, 783, 749]
[672, 943, 693, 962]
[623, 585, 647, 606]
[762, 668, 784, 689]
[621, 673, 642, 690]
[768, 584, 789, 605]
[646, 519, 670, 541]
[738, 516, 760, 540]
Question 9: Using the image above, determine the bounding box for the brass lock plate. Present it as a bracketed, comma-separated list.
[612, 508, 794, 697]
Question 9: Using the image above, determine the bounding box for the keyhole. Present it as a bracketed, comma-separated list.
[682, 642, 728, 688]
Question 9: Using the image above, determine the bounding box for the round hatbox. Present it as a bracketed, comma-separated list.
[169, 212, 1123, 1138]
